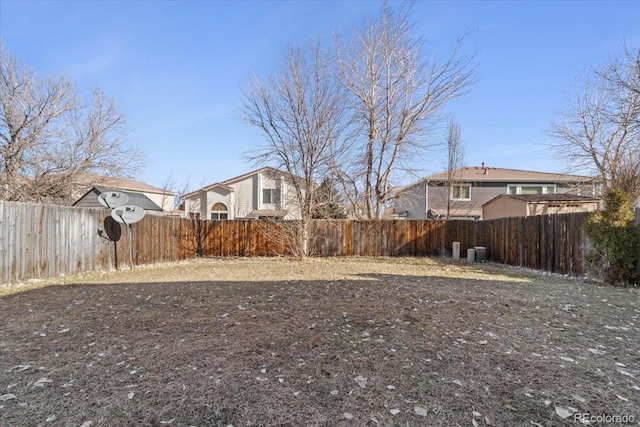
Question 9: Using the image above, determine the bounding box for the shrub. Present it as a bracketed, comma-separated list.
[584, 189, 640, 286]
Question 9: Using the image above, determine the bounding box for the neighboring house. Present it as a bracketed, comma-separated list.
[72, 174, 176, 213]
[482, 194, 602, 220]
[393, 164, 602, 220]
[73, 186, 164, 213]
[183, 167, 304, 220]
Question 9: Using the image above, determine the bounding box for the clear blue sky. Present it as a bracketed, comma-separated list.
[1, 0, 639, 191]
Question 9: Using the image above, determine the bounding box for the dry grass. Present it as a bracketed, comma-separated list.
[1, 257, 639, 426]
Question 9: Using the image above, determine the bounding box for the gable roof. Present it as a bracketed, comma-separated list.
[192, 182, 235, 194]
[219, 166, 284, 186]
[74, 173, 175, 195]
[73, 186, 164, 211]
[185, 166, 300, 197]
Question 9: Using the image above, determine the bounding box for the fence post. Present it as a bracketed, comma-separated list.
[636, 208, 640, 278]
[2, 201, 596, 285]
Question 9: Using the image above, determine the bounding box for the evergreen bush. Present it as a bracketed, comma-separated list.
[584, 189, 640, 286]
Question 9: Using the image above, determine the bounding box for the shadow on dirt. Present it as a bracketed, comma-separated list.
[1, 274, 638, 426]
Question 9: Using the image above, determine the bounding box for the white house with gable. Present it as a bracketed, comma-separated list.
[183, 167, 304, 220]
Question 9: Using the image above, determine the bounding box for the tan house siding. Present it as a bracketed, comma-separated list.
[483, 196, 527, 220]
[259, 170, 280, 211]
[482, 194, 602, 220]
[232, 175, 257, 218]
[145, 192, 175, 212]
[280, 177, 297, 219]
[526, 200, 601, 217]
[183, 167, 304, 220]
[205, 187, 233, 218]
[198, 193, 207, 218]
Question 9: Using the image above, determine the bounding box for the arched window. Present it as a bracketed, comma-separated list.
[211, 202, 228, 220]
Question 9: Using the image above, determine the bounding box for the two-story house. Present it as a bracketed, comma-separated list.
[393, 164, 602, 220]
[183, 167, 304, 220]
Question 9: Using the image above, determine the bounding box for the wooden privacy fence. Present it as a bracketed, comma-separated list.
[310, 214, 589, 276]
[0, 199, 590, 285]
[1, 201, 115, 285]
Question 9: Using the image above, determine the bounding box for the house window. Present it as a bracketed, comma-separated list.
[451, 185, 471, 201]
[593, 184, 603, 197]
[508, 185, 556, 195]
[211, 212, 228, 220]
[211, 202, 228, 220]
[262, 188, 281, 204]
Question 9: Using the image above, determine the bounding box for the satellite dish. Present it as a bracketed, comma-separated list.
[99, 191, 129, 208]
[111, 205, 146, 225]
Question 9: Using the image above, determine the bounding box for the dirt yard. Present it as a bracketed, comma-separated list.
[1, 257, 639, 426]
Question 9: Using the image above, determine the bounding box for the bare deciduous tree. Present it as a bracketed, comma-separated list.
[548, 45, 640, 202]
[443, 119, 466, 219]
[171, 175, 193, 215]
[242, 41, 346, 257]
[0, 46, 144, 204]
[334, 1, 475, 219]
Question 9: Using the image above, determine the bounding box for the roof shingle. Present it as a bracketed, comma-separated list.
[425, 166, 595, 183]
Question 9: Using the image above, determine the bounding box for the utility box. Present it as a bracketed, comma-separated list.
[474, 246, 487, 262]
[452, 242, 460, 260]
[467, 248, 475, 262]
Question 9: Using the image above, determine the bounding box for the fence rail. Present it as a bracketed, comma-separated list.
[0, 200, 589, 285]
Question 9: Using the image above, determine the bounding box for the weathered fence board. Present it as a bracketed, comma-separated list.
[0, 201, 118, 284]
[0, 200, 591, 285]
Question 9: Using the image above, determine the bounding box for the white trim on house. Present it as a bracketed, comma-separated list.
[507, 184, 557, 195]
[183, 166, 304, 220]
[450, 184, 472, 201]
[425, 180, 429, 218]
